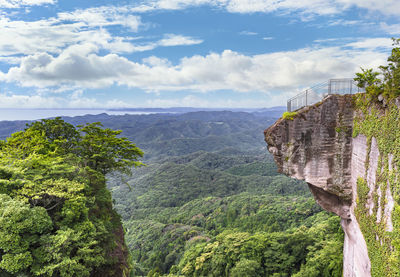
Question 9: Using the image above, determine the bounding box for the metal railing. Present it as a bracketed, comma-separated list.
[287, 78, 363, 112]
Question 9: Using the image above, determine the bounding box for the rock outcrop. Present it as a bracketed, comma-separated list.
[264, 95, 372, 276]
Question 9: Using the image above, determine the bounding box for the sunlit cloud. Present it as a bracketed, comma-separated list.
[0, 13, 202, 58]
[1, 39, 389, 94]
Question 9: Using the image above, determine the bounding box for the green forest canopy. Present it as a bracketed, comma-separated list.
[0, 118, 143, 276]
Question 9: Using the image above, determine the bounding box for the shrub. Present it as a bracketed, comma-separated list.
[282, 111, 298, 120]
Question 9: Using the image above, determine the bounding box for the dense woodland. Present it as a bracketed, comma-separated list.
[112, 112, 343, 277]
[0, 118, 143, 276]
[0, 109, 343, 276]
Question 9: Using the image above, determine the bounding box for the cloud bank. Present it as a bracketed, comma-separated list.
[2, 38, 390, 94]
[132, 0, 400, 16]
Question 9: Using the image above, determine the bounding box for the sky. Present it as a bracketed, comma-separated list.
[0, 0, 399, 109]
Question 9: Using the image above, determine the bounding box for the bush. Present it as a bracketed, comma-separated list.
[282, 111, 298, 120]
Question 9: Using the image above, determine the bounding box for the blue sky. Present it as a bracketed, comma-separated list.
[0, 0, 399, 109]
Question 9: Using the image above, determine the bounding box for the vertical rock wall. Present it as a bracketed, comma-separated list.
[264, 95, 371, 277]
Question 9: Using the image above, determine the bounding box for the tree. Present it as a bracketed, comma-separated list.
[379, 38, 400, 98]
[78, 122, 144, 175]
[231, 259, 262, 277]
[0, 118, 143, 276]
[27, 117, 80, 154]
[354, 68, 381, 89]
[354, 38, 400, 100]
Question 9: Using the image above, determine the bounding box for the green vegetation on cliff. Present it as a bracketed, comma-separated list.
[0, 118, 143, 276]
[353, 102, 400, 276]
[282, 111, 298, 120]
[353, 39, 400, 276]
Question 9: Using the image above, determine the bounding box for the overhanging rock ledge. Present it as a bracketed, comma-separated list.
[264, 94, 371, 277]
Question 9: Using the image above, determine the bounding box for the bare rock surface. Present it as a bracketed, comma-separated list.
[265, 95, 371, 277]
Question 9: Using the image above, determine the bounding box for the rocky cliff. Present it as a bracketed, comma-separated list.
[264, 94, 399, 276]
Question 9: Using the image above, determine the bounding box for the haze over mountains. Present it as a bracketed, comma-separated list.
[0, 106, 285, 138]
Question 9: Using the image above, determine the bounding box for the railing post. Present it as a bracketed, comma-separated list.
[328, 80, 331, 95]
[306, 89, 308, 106]
[287, 78, 356, 113]
[349, 79, 352, 94]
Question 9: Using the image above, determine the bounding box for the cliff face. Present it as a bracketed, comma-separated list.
[265, 95, 375, 276]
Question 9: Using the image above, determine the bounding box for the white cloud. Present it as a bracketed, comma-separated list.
[139, 0, 340, 15]
[5, 43, 133, 88]
[345, 37, 393, 49]
[239, 31, 258, 35]
[0, 56, 21, 64]
[158, 34, 203, 46]
[146, 94, 285, 108]
[0, 90, 283, 109]
[335, 0, 400, 16]
[380, 23, 400, 35]
[133, 0, 400, 16]
[0, 93, 59, 108]
[314, 38, 344, 43]
[117, 34, 203, 53]
[140, 0, 217, 11]
[0, 15, 140, 56]
[0, 10, 202, 58]
[326, 19, 361, 26]
[131, 0, 342, 16]
[57, 6, 143, 32]
[102, 33, 203, 53]
[0, 90, 130, 109]
[262, 37, 274, 40]
[0, 17, 77, 56]
[224, 0, 340, 15]
[2, 39, 389, 93]
[0, 0, 54, 8]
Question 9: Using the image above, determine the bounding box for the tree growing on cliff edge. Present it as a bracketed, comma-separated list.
[0, 118, 143, 276]
[354, 38, 400, 100]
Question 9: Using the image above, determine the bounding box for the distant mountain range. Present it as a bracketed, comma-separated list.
[107, 106, 286, 113]
[0, 108, 286, 142]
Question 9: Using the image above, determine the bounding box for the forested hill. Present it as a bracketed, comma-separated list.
[0, 110, 277, 158]
[0, 118, 143, 276]
[0, 110, 344, 276]
[103, 110, 343, 276]
[66, 110, 278, 160]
